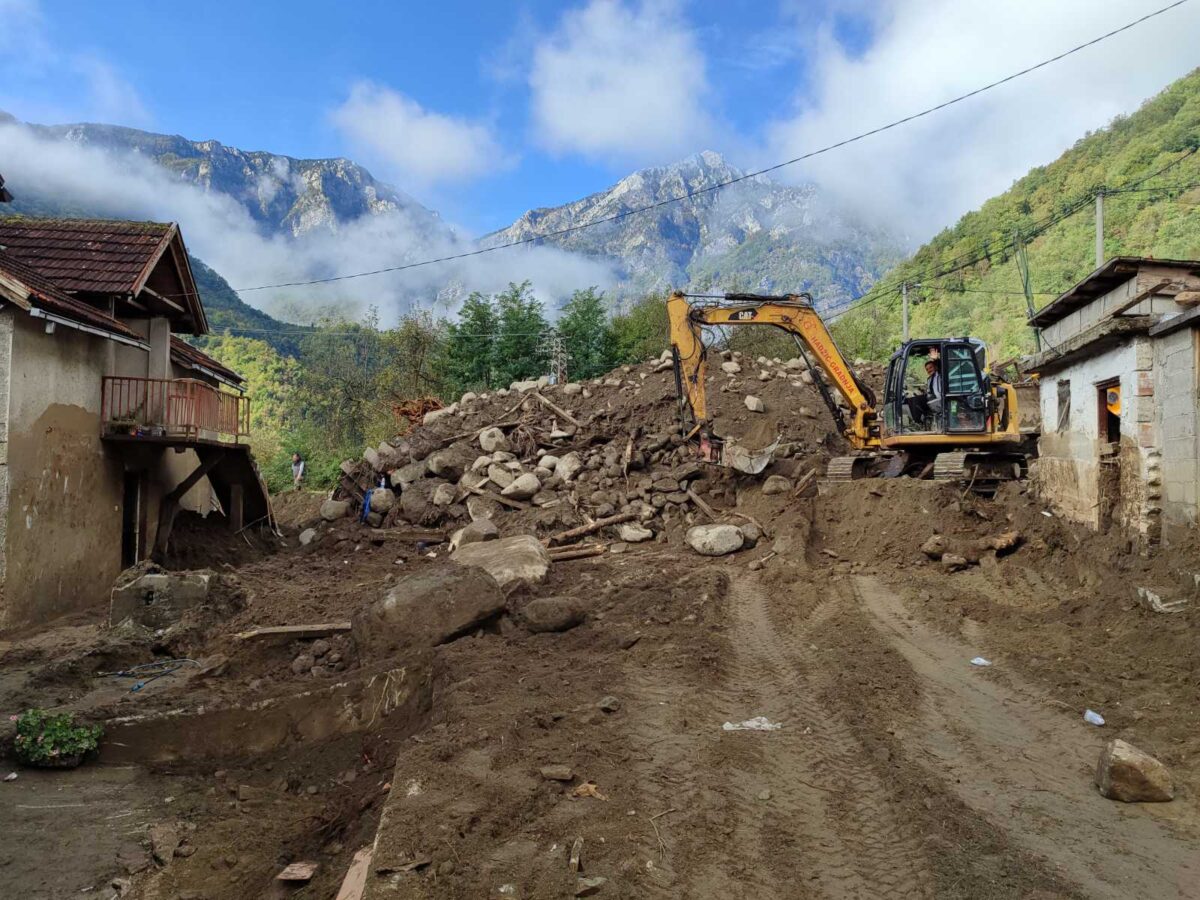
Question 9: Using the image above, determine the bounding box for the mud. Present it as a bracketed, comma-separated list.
[2, 353, 1200, 899]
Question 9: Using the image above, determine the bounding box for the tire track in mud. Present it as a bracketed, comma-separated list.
[690, 574, 931, 899]
[853, 574, 1200, 900]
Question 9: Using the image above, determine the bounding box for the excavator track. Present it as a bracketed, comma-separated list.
[934, 450, 1026, 496]
[826, 456, 872, 481]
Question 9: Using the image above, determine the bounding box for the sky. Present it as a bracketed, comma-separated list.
[1, 0, 1199, 317]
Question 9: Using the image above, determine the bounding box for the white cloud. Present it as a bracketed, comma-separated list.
[330, 82, 509, 187]
[529, 0, 714, 165]
[0, 0, 150, 126]
[764, 0, 1200, 239]
[0, 121, 613, 324]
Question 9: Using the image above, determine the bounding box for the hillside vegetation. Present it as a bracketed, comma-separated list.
[833, 67, 1200, 362]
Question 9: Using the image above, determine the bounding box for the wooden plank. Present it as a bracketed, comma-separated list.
[1109, 278, 1172, 318]
[334, 847, 374, 900]
[549, 544, 608, 561]
[530, 391, 581, 428]
[685, 488, 718, 521]
[545, 511, 637, 546]
[367, 529, 445, 543]
[234, 623, 352, 642]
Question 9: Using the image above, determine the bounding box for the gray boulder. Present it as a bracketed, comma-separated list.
[1096, 739, 1175, 802]
[479, 426, 510, 454]
[352, 566, 505, 655]
[451, 518, 499, 550]
[762, 475, 791, 496]
[487, 463, 515, 489]
[299, 528, 317, 546]
[521, 596, 587, 633]
[320, 499, 351, 521]
[555, 452, 584, 481]
[502, 472, 541, 501]
[451, 534, 550, 594]
[426, 450, 465, 480]
[390, 460, 426, 489]
[686, 524, 745, 556]
[367, 487, 396, 514]
[617, 523, 654, 543]
[744, 395, 766, 413]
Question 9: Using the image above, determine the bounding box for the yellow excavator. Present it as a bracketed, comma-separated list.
[668, 290, 1031, 487]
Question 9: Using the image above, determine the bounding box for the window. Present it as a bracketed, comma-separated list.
[1056, 379, 1071, 433]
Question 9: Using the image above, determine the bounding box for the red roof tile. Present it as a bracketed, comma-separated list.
[0, 249, 143, 341]
[0, 218, 173, 295]
[170, 336, 244, 386]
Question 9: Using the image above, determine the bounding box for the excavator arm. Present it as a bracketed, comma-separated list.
[668, 291, 879, 450]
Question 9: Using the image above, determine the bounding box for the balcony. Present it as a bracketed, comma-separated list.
[101, 376, 250, 446]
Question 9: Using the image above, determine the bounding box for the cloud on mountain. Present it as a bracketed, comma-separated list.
[330, 82, 512, 187]
[764, 0, 1200, 235]
[0, 120, 613, 323]
[529, 0, 714, 166]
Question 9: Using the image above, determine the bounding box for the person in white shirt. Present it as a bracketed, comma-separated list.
[291, 452, 305, 490]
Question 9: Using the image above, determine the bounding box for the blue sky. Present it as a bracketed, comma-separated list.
[1, 0, 877, 232]
[3, 0, 1199, 244]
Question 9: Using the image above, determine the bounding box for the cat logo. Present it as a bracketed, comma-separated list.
[730, 309, 758, 321]
[1106, 386, 1121, 416]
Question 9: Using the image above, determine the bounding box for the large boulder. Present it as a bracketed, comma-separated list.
[521, 597, 587, 633]
[352, 566, 505, 656]
[685, 524, 745, 557]
[1095, 739, 1175, 802]
[617, 523, 654, 543]
[321, 499, 351, 521]
[366, 487, 396, 514]
[450, 518, 499, 551]
[555, 452, 584, 481]
[479, 427, 511, 454]
[423, 404, 457, 425]
[426, 450, 466, 481]
[487, 463, 515, 489]
[451, 534, 550, 594]
[762, 475, 792, 496]
[721, 360, 742, 375]
[390, 460, 427, 489]
[502, 472, 541, 501]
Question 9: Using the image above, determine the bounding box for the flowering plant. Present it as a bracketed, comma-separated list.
[12, 709, 102, 766]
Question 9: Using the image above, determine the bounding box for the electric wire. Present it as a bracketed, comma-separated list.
[226, 0, 1191, 294]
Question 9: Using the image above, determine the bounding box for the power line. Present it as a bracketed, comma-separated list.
[227, 0, 1190, 294]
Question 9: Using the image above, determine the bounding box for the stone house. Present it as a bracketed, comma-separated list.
[1026, 256, 1200, 543]
[0, 217, 267, 628]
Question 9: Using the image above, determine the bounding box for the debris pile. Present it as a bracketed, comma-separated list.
[323, 350, 884, 556]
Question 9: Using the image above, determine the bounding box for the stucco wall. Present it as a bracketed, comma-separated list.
[1155, 327, 1199, 539]
[1, 312, 125, 627]
[1035, 337, 1161, 537]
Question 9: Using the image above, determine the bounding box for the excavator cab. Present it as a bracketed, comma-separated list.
[882, 338, 994, 438]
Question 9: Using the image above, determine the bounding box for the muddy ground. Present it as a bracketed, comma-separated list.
[2, 355, 1200, 899]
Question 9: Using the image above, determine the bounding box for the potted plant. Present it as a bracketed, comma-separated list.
[11, 709, 103, 768]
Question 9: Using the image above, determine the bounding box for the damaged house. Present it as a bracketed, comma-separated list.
[1026, 256, 1200, 543]
[0, 217, 267, 628]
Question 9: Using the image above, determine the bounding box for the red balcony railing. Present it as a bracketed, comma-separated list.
[101, 376, 250, 442]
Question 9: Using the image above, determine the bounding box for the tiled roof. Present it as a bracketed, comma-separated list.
[0, 249, 142, 340]
[170, 336, 244, 386]
[0, 217, 174, 295]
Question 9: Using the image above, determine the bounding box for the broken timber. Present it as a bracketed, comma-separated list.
[548, 544, 608, 562]
[545, 511, 637, 546]
[235, 623, 352, 643]
[529, 391, 581, 428]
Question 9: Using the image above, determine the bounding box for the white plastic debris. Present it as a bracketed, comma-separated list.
[970, 657, 992, 667]
[3, 772, 16, 782]
[723, 716, 782, 732]
[1084, 709, 1106, 726]
[1041, 510, 1053, 518]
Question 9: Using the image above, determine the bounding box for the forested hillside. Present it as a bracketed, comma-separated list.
[833, 67, 1200, 361]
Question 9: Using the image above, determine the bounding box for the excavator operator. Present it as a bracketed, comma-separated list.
[906, 357, 943, 430]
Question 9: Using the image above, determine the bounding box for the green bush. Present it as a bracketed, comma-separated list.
[12, 709, 102, 766]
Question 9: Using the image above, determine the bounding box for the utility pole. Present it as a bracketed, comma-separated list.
[1095, 188, 1105, 269]
[901, 282, 910, 342]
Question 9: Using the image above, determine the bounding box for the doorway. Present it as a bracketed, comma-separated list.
[121, 471, 142, 567]
[1096, 379, 1121, 529]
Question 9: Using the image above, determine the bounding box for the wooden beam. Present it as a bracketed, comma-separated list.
[235, 622, 352, 642]
[139, 284, 185, 314]
[545, 511, 637, 546]
[152, 450, 224, 559]
[1109, 278, 1173, 318]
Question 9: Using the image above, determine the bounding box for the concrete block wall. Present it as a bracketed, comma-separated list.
[1035, 338, 1161, 538]
[1155, 327, 1199, 539]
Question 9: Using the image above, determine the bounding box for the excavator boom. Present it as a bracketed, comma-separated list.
[668, 291, 879, 449]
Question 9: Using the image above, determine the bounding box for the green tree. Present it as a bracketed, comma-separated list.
[611, 291, 669, 363]
[442, 292, 497, 392]
[492, 281, 549, 385]
[558, 286, 617, 380]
